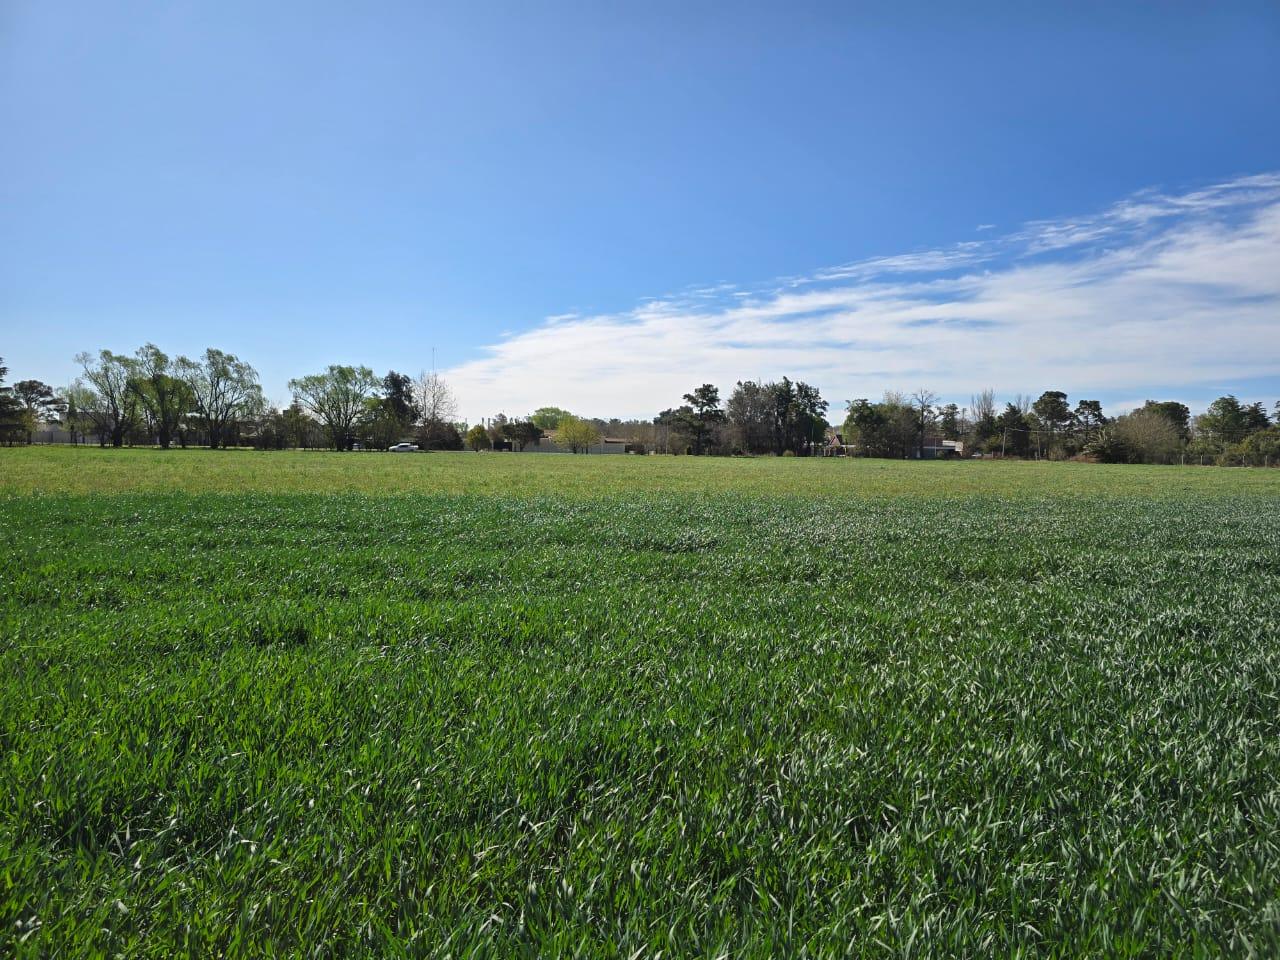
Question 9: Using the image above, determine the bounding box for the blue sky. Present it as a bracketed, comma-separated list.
[2, 0, 1278, 419]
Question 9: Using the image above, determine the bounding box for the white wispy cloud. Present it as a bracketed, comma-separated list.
[447, 173, 1280, 420]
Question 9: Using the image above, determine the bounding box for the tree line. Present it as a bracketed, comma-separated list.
[654, 382, 1280, 465]
[924, 389, 1280, 466]
[0, 348, 458, 452]
[2, 348, 1278, 465]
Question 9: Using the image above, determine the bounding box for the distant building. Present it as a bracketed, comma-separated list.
[824, 428, 964, 458]
[33, 425, 75, 444]
[921, 436, 964, 459]
[824, 431, 854, 456]
[519, 431, 630, 454]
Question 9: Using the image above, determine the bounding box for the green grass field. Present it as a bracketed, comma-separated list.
[6, 444, 1280, 498]
[3, 448, 1280, 956]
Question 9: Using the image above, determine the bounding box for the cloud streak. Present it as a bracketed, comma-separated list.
[447, 174, 1280, 420]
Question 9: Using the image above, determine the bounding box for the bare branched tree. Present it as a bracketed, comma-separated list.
[970, 389, 996, 426]
[910, 389, 938, 457]
[414, 371, 458, 428]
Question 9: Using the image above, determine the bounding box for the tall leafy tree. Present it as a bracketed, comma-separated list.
[1243, 401, 1271, 434]
[0, 358, 25, 445]
[530, 407, 571, 431]
[939, 403, 962, 440]
[654, 406, 692, 454]
[841, 396, 923, 458]
[1032, 390, 1073, 453]
[13, 380, 63, 416]
[176, 349, 264, 449]
[726, 381, 773, 453]
[288, 365, 379, 450]
[12, 379, 65, 443]
[995, 403, 1032, 456]
[366, 398, 405, 450]
[877, 392, 919, 458]
[58, 382, 98, 445]
[282, 401, 315, 449]
[486, 413, 510, 447]
[1073, 400, 1106, 440]
[501, 419, 543, 451]
[556, 414, 600, 453]
[1196, 395, 1248, 447]
[128, 344, 193, 449]
[1142, 401, 1191, 439]
[1087, 408, 1184, 464]
[382, 371, 419, 425]
[361, 371, 420, 450]
[75, 350, 140, 447]
[724, 379, 825, 454]
[766, 379, 796, 455]
[250, 407, 288, 450]
[680, 384, 726, 455]
[420, 420, 464, 450]
[791, 381, 829, 454]
[841, 399, 891, 457]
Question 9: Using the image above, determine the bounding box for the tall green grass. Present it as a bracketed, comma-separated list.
[3, 491, 1279, 956]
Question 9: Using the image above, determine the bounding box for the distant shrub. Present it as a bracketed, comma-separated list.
[1088, 409, 1183, 464]
[1084, 428, 1129, 464]
[418, 420, 464, 450]
[1235, 428, 1280, 465]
